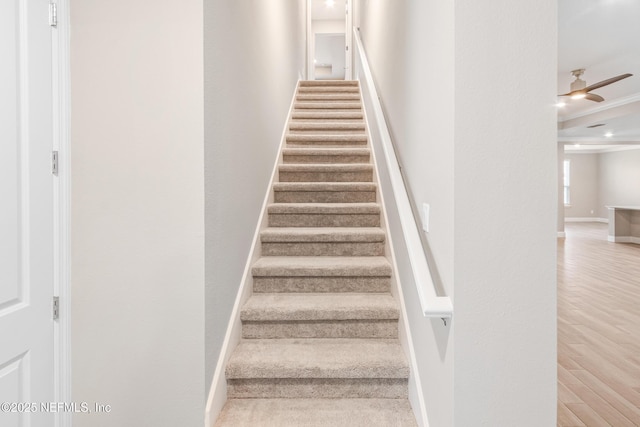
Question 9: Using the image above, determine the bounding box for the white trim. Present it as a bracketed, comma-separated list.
[565, 217, 608, 223]
[306, 0, 312, 80]
[345, 0, 352, 80]
[52, 1, 71, 426]
[608, 235, 640, 244]
[204, 82, 299, 427]
[557, 232, 566, 238]
[559, 137, 640, 144]
[558, 93, 640, 122]
[564, 144, 640, 154]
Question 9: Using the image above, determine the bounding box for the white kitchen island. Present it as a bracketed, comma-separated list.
[607, 206, 640, 244]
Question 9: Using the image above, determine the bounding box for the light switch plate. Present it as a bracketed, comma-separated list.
[422, 203, 430, 233]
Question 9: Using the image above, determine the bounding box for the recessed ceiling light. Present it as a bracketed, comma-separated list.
[605, 132, 613, 138]
[556, 101, 566, 107]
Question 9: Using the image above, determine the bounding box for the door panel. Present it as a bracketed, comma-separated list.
[0, 0, 55, 425]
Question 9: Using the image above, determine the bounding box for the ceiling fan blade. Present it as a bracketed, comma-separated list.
[584, 73, 632, 92]
[558, 92, 573, 97]
[585, 93, 604, 102]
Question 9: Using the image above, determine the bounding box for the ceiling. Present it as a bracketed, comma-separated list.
[558, 0, 640, 151]
[311, 0, 346, 21]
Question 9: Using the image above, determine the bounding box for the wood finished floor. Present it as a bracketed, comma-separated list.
[558, 222, 640, 426]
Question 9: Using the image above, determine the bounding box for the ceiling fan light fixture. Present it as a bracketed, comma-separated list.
[605, 132, 613, 138]
[571, 91, 587, 100]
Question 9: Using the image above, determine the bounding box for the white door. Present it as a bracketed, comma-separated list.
[0, 0, 56, 426]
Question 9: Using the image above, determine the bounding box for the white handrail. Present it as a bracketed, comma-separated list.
[353, 28, 453, 319]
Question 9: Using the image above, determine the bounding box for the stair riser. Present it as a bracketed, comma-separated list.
[242, 321, 398, 339]
[274, 191, 376, 203]
[227, 378, 408, 399]
[287, 136, 367, 143]
[297, 95, 361, 101]
[291, 113, 363, 120]
[290, 123, 365, 129]
[282, 154, 370, 164]
[279, 171, 373, 183]
[286, 140, 368, 147]
[295, 103, 362, 110]
[298, 87, 359, 93]
[269, 213, 380, 227]
[261, 242, 384, 257]
[252, 277, 390, 293]
[288, 129, 366, 136]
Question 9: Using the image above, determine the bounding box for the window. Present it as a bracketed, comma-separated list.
[563, 159, 571, 205]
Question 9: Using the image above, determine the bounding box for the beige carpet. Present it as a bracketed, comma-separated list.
[215, 80, 417, 426]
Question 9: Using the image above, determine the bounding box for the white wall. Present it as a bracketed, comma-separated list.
[454, 2, 557, 425]
[204, 0, 306, 391]
[70, 0, 204, 425]
[565, 153, 600, 218]
[598, 148, 640, 217]
[313, 19, 345, 34]
[356, 0, 557, 425]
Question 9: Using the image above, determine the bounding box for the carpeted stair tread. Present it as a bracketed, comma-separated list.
[297, 94, 361, 101]
[298, 85, 360, 93]
[294, 102, 362, 110]
[289, 122, 366, 131]
[268, 202, 379, 215]
[260, 227, 385, 243]
[279, 163, 372, 171]
[214, 398, 418, 427]
[225, 338, 409, 379]
[282, 147, 370, 156]
[273, 182, 376, 192]
[287, 134, 367, 142]
[291, 111, 363, 120]
[273, 182, 377, 203]
[279, 164, 373, 172]
[241, 293, 399, 321]
[251, 256, 392, 277]
[282, 147, 370, 164]
[299, 80, 359, 86]
[279, 164, 373, 183]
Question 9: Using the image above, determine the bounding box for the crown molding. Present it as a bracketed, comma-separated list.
[558, 92, 640, 122]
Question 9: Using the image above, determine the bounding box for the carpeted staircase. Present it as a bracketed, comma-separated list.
[214, 80, 418, 426]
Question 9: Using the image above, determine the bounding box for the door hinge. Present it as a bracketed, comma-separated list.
[49, 2, 58, 27]
[53, 296, 60, 320]
[52, 151, 59, 175]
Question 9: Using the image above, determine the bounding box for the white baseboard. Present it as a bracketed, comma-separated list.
[608, 235, 640, 244]
[557, 232, 566, 238]
[565, 217, 608, 223]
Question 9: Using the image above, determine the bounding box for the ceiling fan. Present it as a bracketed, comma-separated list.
[558, 69, 633, 102]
